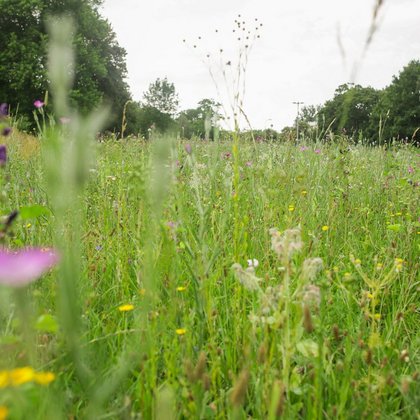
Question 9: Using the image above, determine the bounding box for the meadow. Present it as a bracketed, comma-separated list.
[0, 126, 419, 418]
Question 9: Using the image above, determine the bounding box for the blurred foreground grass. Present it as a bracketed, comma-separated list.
[0, 132, 419, 418]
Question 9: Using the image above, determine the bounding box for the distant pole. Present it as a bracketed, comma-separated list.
[293, 101, 304, 142]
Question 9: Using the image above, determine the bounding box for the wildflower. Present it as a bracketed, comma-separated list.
[0, 103, 8, 117]
[314, 149, 321, 154]
[232, 263, 261, 291]
[118, 304, 134, 312]
[408, 165, 414, 174]
[34, 100, 44, 109]
[288, 205, 295, 212]
[367, 292, 374, 299]
[302, 284, 321, 307]
[0, 406, 8, 420]
[176, 286, 186, 292]
[394, 258, 404, 272]
[33, 371, 55, 385]
[301, 190, 307, 196]
[374, 313, 381, 320]
[300, 146, 308, 151]
[184, 143, 192, 154]
[0, 248, 59, 287]
[302, 258, 323, 281]
[0, 145, 6, 166]
[354, 258, 362, 267]
[9, 367, 35, 386]
[376, 263, 383, 270]
[269, 227, 303, 260]
[343, 272, 352, 280]
[176, 328, 186, 335]
[321, 225, 329, 231]
[247, 258, 259, 268]
[1, 127, 11, 137]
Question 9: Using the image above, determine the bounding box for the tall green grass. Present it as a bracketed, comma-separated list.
[1, 132, 419, 418]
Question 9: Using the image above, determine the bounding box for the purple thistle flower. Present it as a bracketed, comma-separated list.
[408, 165, 414, 174]
[34, 100, 44, 109]
[0, 144, 7, 166]
[314, 149, 321, 154]
[0, 103, 8, 117]
[1, 127, 12, 137]
[0, 248, 59, 287]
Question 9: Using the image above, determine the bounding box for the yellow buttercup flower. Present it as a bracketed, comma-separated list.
[374, 313, 381, 320]
[322, 225, 329, 231]
[0, 406, 9, 420]
[34, 372, 56, 385]
[9, 367, 35, 386]
[176, 286, 186, 292]
[176, 328, 186, 336]
[118, 304, 134, 312]
[0, 371, 8, 389]
[288, 205, 295, 212]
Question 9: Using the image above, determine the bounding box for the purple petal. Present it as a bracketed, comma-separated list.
[0, 103, 8, 117]
[34, 100, 44, 109]
[0, 144, 6, 165]
[0, 248, 59, 287]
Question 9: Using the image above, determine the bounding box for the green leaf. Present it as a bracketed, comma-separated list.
[19, 205, 51, 220]
[387, 224, 401, 232]
[35, 314, 58, 333]
[296, 339, 319, 358]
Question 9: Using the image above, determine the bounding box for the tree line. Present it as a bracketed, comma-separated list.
[288, 60, 420, 144]
[1, 1, 418, 143]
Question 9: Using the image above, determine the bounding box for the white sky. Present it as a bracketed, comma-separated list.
[101, 0, 420, 130]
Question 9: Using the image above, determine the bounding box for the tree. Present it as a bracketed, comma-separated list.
[143, 78, 179, 116]
[318, 84, 381, 139]
[125, 103, 176, 138]
[373, 60, 420, 142]
[0, 0, 130, 131]
[176, 98, 221, 139]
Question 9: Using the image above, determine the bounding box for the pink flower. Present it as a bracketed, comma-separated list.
[300, 146, 308, 151]
[408, 166, 414, 174]
[0, 248, 59, 287]
[34, 100, 44, 109]
[245, 161, 252, 167]
[184, 143, 192, 154]
[314, 149, 321, 154]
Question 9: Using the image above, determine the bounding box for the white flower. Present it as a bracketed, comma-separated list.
[247, 258, 259, 268]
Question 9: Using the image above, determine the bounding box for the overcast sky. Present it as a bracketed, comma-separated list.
[101, 0, 420, 130]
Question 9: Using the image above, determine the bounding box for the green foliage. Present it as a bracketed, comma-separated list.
[125, 103, 177, 138]
[374, 60, 420, 142]
[143, 77, 179, 116]
[1, 136, 419, 418]
[318, 84, 381, 139]
[312, 61, 420, 144]
[177, 98, 221, 139]
[0, 0, 130, 131]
